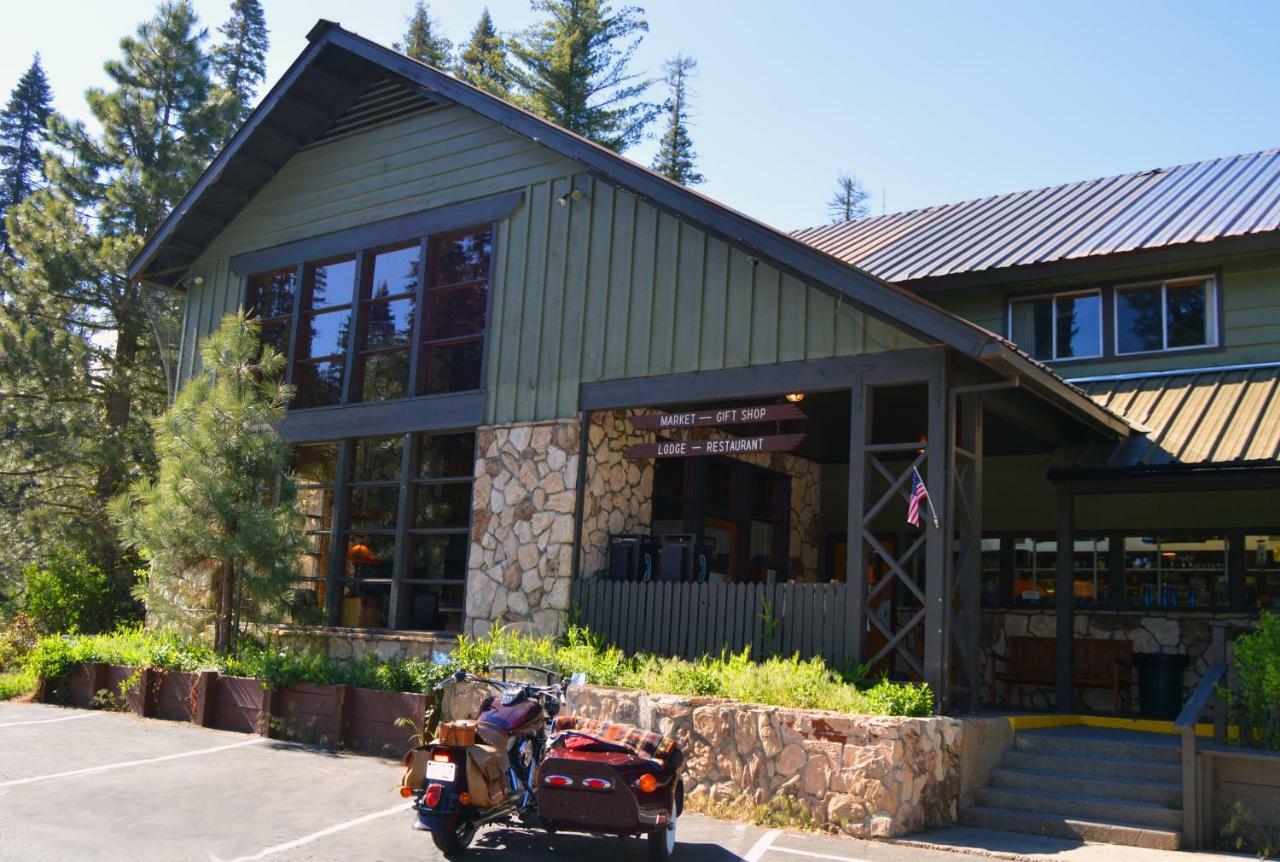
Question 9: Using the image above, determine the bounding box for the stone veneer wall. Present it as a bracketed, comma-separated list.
[569, 685, 963, 837]
[979, 608, 1257, 711]
[580, 409, 823, 582]
[261, 625, 457, 662]
[465, 420, 581, 638]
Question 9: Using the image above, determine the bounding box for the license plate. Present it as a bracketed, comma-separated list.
[426, 761, 456, 783]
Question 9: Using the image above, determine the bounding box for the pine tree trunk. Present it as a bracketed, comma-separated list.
[216, 558, 235, 654]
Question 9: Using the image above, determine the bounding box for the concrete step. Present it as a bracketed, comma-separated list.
[989, 766, 1182, 807]
[961, 805, 1182, 851]
[975, 786, 1182, 830]
[1001, 749, 1181, 784]
[1014, 731, 1180, 764]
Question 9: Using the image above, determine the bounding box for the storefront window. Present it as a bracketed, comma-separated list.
[293, 432, 474, 633]
[1122, 535, 1227, 609]
[996, 535, 1107, 607]
[1244, 534, 1280, 611]
[980, 538, 1002, 606]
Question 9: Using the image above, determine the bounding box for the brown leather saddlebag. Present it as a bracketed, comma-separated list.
[401, 747, 429, 790]
[439, 720, 477, 747]
[465, 744, 508, 808]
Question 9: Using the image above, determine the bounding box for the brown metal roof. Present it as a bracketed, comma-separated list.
[1055, 363, 1280, 470]
[794, 149, 1280, 283]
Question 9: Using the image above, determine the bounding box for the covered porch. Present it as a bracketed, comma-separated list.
[567, 345, 1135, 714]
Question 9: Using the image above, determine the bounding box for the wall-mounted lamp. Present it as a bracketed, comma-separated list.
[784, 392, 805, 403]
[192, 274, 205, 287]
[557, 188, 586, 206]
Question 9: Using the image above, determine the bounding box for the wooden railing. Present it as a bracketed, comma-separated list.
[570, 578, 859, 667]
[1174, 620, 1252, 849]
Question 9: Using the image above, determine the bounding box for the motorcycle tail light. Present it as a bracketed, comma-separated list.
[635, 773, 658, 793]
[458, 792, 472, 806]
[581, 777, 612, 791]
[543, 775, 573, 787]
[424, 784, 443, 808]
[399, 786, 413, 798]
[431, 752, 451, 763]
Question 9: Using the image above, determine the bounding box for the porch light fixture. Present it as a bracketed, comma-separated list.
[784, 392, 805, 403]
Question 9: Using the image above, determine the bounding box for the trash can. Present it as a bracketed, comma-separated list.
[1133, 652, 1189, 720]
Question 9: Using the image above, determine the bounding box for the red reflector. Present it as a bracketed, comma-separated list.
[581, 778, 612, 791]
[424, 784, 443, 808]
[431, 752, 451, 762]
[543, 775, 573, 787]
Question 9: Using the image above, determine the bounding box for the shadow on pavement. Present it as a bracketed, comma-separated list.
[470, 826, 742, 860]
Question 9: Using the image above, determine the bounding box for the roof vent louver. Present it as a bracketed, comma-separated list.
[313, 77, 436, 144]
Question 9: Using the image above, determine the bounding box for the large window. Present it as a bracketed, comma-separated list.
[246, 227, 493, 409]
[1115, 276, 1216, 355]
[290, 431, 475, 633]
[1009, 291, 1102, 361]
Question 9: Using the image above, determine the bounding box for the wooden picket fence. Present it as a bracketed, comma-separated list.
[570, 579, 857, 668]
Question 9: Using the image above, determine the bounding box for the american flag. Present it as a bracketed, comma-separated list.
[907, 467, 930, 528]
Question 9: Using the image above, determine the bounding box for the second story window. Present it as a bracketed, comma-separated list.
[1009, 290, 1102, 361]
[1116, 276, 1216, 355]
[246, 227, 493, 410]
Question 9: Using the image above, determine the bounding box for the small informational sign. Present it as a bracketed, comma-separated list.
[626, 433, 806, 459]
[626, 403, 804, 431]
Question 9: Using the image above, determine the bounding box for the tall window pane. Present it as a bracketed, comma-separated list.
[1116, 286, 1163, 354]
[1055, 293, 1101, 358]
[291, 442, 337, 622]
[1166, 279, 1208, 348]
[1011, 297, 1053, 360]
[306, 256, 357, 308]
[247, 269, 296, 356]
[358, 244, 419, 403]
[422, 229, 491, 396]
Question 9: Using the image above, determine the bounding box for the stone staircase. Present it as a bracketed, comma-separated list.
[962, 726, 1184, 851]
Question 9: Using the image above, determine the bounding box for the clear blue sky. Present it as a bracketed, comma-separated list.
[4, 0, 1279, 232]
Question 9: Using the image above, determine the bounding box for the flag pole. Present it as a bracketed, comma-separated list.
[915, 466, 941, 530]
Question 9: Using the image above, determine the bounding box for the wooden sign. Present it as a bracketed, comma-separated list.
[627, 403, 804, 431]
[626, 433, 806, 459]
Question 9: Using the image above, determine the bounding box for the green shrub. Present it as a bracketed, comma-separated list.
[1227, 612, 1280, 751]
[22, 550, 114, 635]
[0, 612, 39, 669]
[0, 668, 35, 700]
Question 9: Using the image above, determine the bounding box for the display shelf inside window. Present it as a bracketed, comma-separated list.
[289, 442, 338, 622]
[1245, 534, 1280, 611]
[1123, 536, 1227, 609]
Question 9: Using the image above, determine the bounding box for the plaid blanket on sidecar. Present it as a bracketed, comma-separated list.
[550, 715, 682, 766]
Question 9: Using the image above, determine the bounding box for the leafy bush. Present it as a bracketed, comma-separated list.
[22, 624, 935, 717]
[22, 550, 114, 635]
[0, 668, 35, 701]
[0, 612, 39, 669]
[1226, 612, 1280, 751]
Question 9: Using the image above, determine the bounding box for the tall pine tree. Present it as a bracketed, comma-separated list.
[456, 8, 512, 99]
[510, 0, 659, 152]
[651, 54, 703, 185]
[828, 172, 870, 223]
[211, 0, 269, 135]
[396, 2, 452, 68]
[0, 56, 54, 256]
[0, 1, 222, 599]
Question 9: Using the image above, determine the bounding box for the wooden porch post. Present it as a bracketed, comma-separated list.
[844, 377, 868, 664]
[1056, 485, 1074, 713]
[924, 360, 950, 711]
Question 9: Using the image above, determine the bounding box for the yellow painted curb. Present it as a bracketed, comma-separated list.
[1003, 713, 1233, 739]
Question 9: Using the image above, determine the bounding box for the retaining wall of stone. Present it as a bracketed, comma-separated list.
[568, 686, 964, 838]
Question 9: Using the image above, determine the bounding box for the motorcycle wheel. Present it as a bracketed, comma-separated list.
[647, 811, 677, 862]
[430, 821, 476, 858]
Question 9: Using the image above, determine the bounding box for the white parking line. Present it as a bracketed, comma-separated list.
[744, 828, 782, 861]
[213, 801, 412, 862]
[0, 711, 103, 728]
[768, 846, 867, 862]
[0, 736, 265, 788]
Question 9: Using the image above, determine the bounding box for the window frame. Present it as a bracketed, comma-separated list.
[1113, 274, 1219, 357]
[1007, 288, 1104, 362]
[1002, 269, 1224, 365]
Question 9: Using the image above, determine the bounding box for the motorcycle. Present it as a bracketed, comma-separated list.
[401, 665, 684, 859]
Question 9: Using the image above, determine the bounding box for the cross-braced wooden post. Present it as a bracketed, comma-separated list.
[949, 394, 983, 714]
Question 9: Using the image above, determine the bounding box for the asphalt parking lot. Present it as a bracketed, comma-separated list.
[0, 700, 998, 862]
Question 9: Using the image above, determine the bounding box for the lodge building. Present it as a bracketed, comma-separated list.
[129, 20, 1280, 716]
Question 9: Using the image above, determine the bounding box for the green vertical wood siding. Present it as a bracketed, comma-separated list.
[177, 100, 920, 420]
[485, 175, 919, 424]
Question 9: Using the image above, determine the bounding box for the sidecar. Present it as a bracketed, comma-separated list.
[535, 717, 684, 859]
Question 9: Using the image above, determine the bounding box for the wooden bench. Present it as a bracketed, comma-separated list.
[994, 636, 1133, 712]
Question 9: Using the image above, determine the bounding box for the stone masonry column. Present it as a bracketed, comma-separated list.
[465, 420, 580, 638]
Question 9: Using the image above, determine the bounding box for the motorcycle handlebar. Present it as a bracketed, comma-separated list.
[433, 669, 570, 696]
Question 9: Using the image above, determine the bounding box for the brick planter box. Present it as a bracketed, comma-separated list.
[36, 663, 432, 758]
